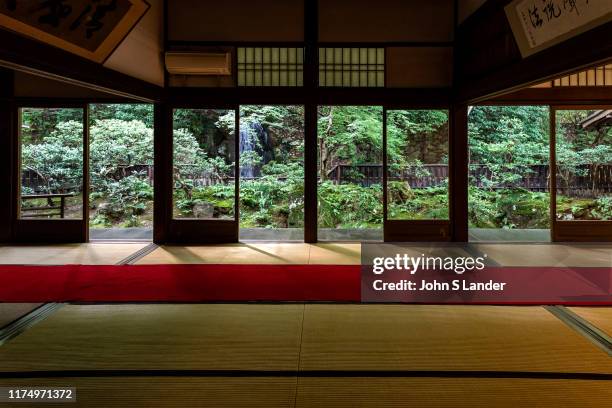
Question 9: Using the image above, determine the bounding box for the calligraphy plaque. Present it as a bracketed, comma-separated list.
[0, 0, 150, 63]
[505, 0, 612, 58]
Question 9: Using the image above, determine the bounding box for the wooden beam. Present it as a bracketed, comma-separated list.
[166, 87, 453, 107]
[482, 86, 612, 105]
[0, 68, 13, 242]
[455, 0, 612, 103]
[0, 29, 162, 103]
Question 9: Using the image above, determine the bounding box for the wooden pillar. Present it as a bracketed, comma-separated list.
[450, 104, 468, 241]
[153, 101, 170, 244]
[0, 68, 14, 242]
[303, 0, 318, 243]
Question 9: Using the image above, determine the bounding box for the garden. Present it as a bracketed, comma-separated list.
[19, 104, 611, 234]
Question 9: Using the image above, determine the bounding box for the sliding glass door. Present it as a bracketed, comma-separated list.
[384, 108, 450, 241]
[467, 106, 551, 242]
[15, 105, 87, 242]
[238, 105, 304, 241]
[317, 106, 383, 241]
[552, 106, 612, 241]
[166, 106, 239, 243]
[88, 104, 154, 241]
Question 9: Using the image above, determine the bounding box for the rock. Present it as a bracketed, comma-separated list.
[193, 202, 214, 218]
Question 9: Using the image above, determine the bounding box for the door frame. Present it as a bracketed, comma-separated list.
[12, 102, 89, 243]
[315, 104, 385, 242]
[550, 105, 612, 242]
[383, 106, 452, 242]
[161, 104, 240, 243]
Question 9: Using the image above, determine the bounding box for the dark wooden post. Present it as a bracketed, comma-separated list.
[60, 196, 65, 219]
[303, 0, 318, 243]
[0, 68, 14, 242]
[450, 104, 468, 242]
[153, 102, 170, 244]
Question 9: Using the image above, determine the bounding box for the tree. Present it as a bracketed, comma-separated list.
[317, 106, 383, 179]
[21, 120, 84, 194]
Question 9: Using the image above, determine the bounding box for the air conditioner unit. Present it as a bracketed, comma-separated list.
[165, 52, 231, 75]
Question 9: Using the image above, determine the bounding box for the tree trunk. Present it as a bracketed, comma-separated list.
[319, 107, 334, 180]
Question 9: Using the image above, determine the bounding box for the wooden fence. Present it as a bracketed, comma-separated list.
[326, 163, 612, 197]
[22, 163, 612, 198]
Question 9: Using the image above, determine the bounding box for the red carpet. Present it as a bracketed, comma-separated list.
[0, 264, 610, 303]
[0, 264, 360, 302]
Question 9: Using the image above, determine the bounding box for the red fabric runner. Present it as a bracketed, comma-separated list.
[1, 264, 610, 304]
[0, 264, 360, 302]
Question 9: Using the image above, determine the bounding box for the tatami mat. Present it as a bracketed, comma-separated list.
[1, 304, 610, 374]
[569, 307, 612, 338]
[0, 243, 149, 265]
[0, 304, 304, 371]
[0, 377, 296, 408]
[0, 303, 42, 328]
[298, 305, 612, 373]
[1, 376, 610, 408]
[295, 377, 612, 408]
[1, 304, 611, 407]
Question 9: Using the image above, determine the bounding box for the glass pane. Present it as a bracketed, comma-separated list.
[468, 106, 551, 242]
[317, 106, 383, 241]
[239, 106, 304, 240]
[88, 104, 154, 239]
[19, 107, 83, 220]
[172, 109, 236, 220]
[387, 110, 449, 220]
[555, 109, 612, 221]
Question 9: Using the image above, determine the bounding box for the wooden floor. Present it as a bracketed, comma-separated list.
[0, 304, 610, 407]
[0, 242, 609, 266]
[0, 243, 149, 265]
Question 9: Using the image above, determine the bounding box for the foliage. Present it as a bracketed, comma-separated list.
[469, 106, 549, 189]
[468, 188, 550, 229]
[90, 175, 153, 227]
[318, 181, 382, 228]
[21, 120, 84, 193]
[317, 106, 382, 179]
[19, 104, 611, 230]
[89, 104, 154, 127]
[388, 182, 449, 220]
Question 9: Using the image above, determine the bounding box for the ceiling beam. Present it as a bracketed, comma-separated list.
[0, 29, 162, 103]
[481, 86, 612, 105]
[455, 0, 612, 104]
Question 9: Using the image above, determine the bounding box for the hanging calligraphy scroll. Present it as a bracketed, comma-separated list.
[505, 0, 612, 58]
[0, 0, 150, 63]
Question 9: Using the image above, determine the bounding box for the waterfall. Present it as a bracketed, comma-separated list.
[239, 121, 272, 178]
